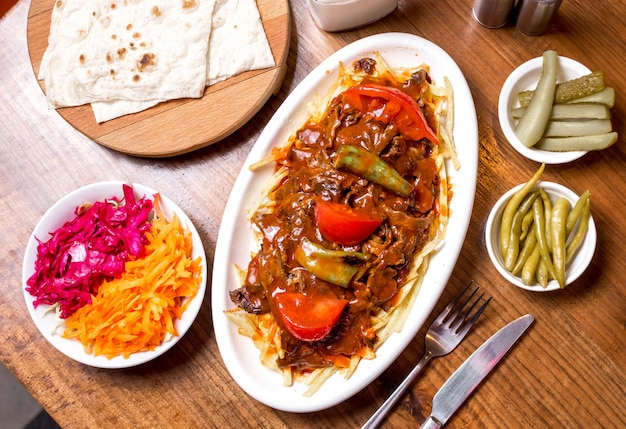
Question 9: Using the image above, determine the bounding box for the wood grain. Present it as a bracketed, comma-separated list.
[1, 0, 625, 428]
[25, 0, 290, 157]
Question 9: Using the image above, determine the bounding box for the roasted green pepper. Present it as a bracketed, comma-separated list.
[294, 237, 368, 287]
[334, 145, 413, 197]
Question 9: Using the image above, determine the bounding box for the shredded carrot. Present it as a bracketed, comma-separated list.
[325, 354, 352, 369]
[63, 202, 203, 359]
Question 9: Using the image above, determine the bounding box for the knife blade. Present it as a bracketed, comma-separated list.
[419, 314, 534, 429]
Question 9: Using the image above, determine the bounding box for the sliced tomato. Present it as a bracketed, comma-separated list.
[315, 199, 383, 246]
[342, 83, 439, 144]
[274, 292, 348, 342]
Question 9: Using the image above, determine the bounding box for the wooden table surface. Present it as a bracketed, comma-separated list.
[1, 1, 624, 428]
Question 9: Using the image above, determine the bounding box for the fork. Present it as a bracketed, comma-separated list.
[361, 281, 492, 429]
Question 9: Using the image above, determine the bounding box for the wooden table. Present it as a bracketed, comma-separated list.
[1, 0, 624, 427]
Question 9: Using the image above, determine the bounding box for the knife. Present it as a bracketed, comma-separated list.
[419, 314, 534, 429]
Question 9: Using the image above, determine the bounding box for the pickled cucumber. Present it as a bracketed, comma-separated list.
[534, 132, 618, 151]
[511, 103, 610, 120]
[518, 71, 605, 107]
[543, 119, 612, 137]
[565, 87, 615, 108]
[515, 51, 558, 147]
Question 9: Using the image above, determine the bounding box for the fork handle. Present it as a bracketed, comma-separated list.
[361, 352, 433, 429]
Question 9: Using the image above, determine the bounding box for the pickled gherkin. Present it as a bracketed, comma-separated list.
[518, 70, 605, 107]
[565, 87, 615, 108]
[514, 51, 558, 147]
[511, 54, 617, 152]
[543, 119, 612, 137]
[511, 103, 611, 120]
[534, 132, 618, 152]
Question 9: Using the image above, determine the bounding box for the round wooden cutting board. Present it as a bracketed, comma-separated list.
[26, 0, 290, 157]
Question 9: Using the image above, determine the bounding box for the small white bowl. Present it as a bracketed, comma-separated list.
[485, 181, 597, 291]
[498, 56, 591, 164]
[307, 0, 398, 32]
[22, 182, 207, 368]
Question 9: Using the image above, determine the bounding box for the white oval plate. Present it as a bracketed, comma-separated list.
[498, 56, 591, 164]
[212, 32, 478, 412]
[22, 182, 207, 369]
[485, 181, 597, 292]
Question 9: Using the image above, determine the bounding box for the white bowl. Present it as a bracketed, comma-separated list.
[498, 56, 591, 164]
[22, 181, 207, 368]
[485, 181, 596, 291]
[307, 0, 398, 32]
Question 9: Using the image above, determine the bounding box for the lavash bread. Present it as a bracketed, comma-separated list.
[207, 0, 274, 85]
[40, 0, 216, 108]
[39, 0, 276, 123]
[90, 98, 161, 123]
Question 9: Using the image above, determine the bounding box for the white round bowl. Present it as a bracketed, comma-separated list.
[498, 56, 591, 164]
[485, 181, 596, 291]
[307, 0, 398, 32]
[22, 181, 207, 368]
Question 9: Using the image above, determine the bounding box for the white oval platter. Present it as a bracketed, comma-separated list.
[212, 32, 478, 412]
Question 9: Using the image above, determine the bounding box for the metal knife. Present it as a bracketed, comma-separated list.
[419, 314, 534, 429]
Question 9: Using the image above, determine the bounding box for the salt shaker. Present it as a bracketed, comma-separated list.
[472, 0, 516, 28]
[515, 0, 563, 35]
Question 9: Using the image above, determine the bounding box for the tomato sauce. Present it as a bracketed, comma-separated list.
[230, 59, 441, 370]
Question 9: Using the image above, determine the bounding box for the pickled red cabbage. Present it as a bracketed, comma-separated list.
[26, 184, 154, 318]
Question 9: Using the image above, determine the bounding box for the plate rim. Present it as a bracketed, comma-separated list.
[22, 181, 208, 369]
[211, 32, 479, 412]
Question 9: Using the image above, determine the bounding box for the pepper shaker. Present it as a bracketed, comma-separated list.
[515, 0, 563, 35]
[473, 0, 516, 28]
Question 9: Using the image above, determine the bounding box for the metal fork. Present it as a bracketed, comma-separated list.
[361, 281, 492, 429]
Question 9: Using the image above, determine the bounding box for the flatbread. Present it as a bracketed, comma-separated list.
[40, 0, 216, 108]
[39, 0, 276, 123]
[90, 98, 161, 123]
[207, 0, 275, 86]
[91, 0, 275, 123]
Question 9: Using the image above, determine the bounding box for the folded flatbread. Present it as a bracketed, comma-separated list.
[207, 0, 275, 86]
[39, 0, 275, 123]
[40, 0, 217, 107]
